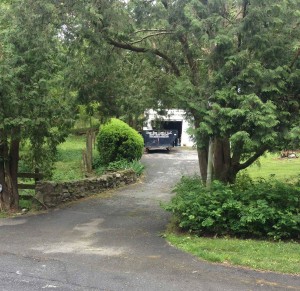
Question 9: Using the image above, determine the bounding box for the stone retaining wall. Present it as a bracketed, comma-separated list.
[35, 170, 137, 208]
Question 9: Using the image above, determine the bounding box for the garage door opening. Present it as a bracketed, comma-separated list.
[160, 121, 182, 146]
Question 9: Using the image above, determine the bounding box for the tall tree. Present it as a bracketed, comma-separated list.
[0, 0, 73, 210]
[198, 0, 300, 182]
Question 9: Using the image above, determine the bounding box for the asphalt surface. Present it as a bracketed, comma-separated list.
[0, 149, 299, 291]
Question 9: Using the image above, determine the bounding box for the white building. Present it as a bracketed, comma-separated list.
[143, 109, 194, 147]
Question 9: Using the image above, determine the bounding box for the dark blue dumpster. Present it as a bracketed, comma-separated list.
[142, 130, 178, 151]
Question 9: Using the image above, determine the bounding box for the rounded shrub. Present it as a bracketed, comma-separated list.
[96, 118, 144, 165]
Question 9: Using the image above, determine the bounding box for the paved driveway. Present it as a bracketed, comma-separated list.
[0, 149, 299, 290]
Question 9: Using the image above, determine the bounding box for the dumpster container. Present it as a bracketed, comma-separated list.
[141, 130, 178, 151]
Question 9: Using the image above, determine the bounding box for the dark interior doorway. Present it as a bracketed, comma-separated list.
[159, 121, 182, 146]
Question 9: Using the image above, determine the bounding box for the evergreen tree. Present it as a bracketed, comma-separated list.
[0, 0, 73, 210]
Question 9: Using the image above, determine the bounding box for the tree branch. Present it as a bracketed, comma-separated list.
[106, 37, 181, 76]
[237, 146, 268, 170]
[130, 32, 174, 45]
[242, 0, 249, 18]
[134, 29, 172, 34]
[178, 34, 199, 86]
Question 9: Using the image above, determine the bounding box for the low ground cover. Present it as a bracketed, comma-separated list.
[164, 154, 300, 274]
[163, 176, 300, 240]
[0, 212, 9, 218]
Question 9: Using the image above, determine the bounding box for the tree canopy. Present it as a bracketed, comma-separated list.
[74, 0, 300, 183]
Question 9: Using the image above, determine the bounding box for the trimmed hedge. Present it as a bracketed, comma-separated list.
[96, 118, 144, 165]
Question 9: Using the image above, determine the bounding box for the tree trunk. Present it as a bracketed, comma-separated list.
[213, 137, 237, 184]
[86, 129, 93, 173]
[197, 147, 208, 184]
[193, 115, 208, 183]
[206, 138, 214, 188]
[0, 135, 13, 211]
[0, 134, 8, 211]
[0, 128, 21, 211]
[9, 127, 20, 209]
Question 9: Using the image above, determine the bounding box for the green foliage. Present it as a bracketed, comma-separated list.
[163, 176, 300, 240]
[52, 135, 86, 181]
[96, 118, 144, 165]
[54, 135, 146, 182]
[0, 0, 74, 197]
[84, 0, 300, 182]
[19, 199, 32, 210]
[106, 160, 144, 174]
[64, 1, 172, 129]
[74, 104, 101, 130]
[126, 160, 145, 176]
[95, 159, 144, 176]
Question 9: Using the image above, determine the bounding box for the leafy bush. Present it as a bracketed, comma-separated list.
[163, 176, 300, 240]
[96, 118, 144, 165]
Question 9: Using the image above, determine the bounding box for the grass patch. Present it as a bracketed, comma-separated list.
[52, 135, 86, 181]
[246, 153, 300, 180]
[95, 159, 145, 176]
[19, 199, 32, 209]
[166, 233, 300, 274]
[52, 134, 144, 181]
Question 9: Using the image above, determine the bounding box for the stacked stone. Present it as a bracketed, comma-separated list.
[35, 170, 137, 208]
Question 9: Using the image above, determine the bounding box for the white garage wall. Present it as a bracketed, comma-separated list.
[143, 109, 194, 147]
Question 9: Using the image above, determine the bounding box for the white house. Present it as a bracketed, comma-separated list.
[143, 109, 194, 147]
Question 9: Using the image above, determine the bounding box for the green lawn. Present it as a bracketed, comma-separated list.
[245, 153, 300, 180]
[52, 135, 87, 181]
[166, 234, 300, 275]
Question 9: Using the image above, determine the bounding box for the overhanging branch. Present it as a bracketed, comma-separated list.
[106, 37, 181, 76]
